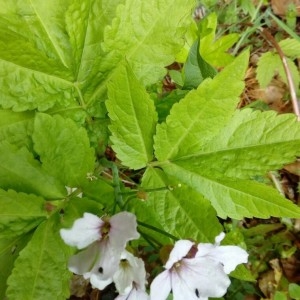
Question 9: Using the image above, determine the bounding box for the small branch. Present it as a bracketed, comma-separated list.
[260, 28, 300, 121]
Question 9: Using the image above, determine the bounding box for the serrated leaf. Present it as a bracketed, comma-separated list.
[0, 1, 123, 112]
[0, 109, 34, 149]
[0, 234, 32, 299]
[106, 63, 158, 169]
[172, 109, 300, 180]
[6, 216, 72, 300]
[65, 0, 125, 88]
[101, 0, 195, 86]
[139, 167, 222, 242]
[33, 113, 95, 187]
[0, 142, 65, 199]
[279, 38, 300, 59]
[0, 189, 47, 238]
[154, 50, 249, 161]
[0, 1, 76, 111]
[199, 13, 239, 67]
[161, 162, 300, 219]
[256, 51, 300, 88]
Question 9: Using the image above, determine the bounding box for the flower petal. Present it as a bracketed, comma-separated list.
[171, 270, 202, 300]
[214, 232, 225, 245]
[90, 275, 113, 290]
[150, 270, 172, 300]
[68, 242, 99, 275]
[109, 212, 140, 248]
[208, 245, 248, 274]
[165, 240, 194, 270]
[181, 257, 230, 298]
[60, 213, 104, 249]
[90, 239, 121, 280]
[114, 251, 147, 294]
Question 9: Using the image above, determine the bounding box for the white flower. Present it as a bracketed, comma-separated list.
[196, 232, 248, 274]
[150, 234, 248, 300]
[90, 250, 148, 295]
[60, 211, 140, 288]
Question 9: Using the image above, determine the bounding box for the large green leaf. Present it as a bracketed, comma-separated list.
[101, 0, 196, 87]
[0, 234, 32, 299]
[162, 162, 300, 219]
[0, 142, 65, 199]
[0, 0, 196, 113]
[65, 0, 125, 92]
[0, 189, 47, 238]
[107, 63, 158, 169]
[172, 109, 300, 180]
[0, 109, 34, 149]
[139, 167, 222, 242]
[33, 113, 95, 187]
[6, 216, 72, 300]
[154, 50, 249, 161]
[0, 0, 75, 111]
[0, 0, 123, 112]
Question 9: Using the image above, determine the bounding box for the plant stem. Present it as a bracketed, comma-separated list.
[138, 221, 179, 241]
[260, 28, 300, 121]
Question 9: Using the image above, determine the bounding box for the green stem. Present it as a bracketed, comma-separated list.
[138, 221, 179, 241]
[100, 158, 124, 211]
[138, 229, 161, 249]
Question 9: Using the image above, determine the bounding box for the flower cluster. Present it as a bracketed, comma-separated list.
[60, 212, 248, 300]
[60, 212, 149, 299]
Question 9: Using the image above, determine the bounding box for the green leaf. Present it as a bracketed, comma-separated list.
[279, 38, 300, 58]
[0, 142, 65, 199]
[102, 0, 195, 86]
[6, 216, 72, 300]
[65, 0, 124, 89]
[0, 1, 124, 112]
[33, 113, 95, 187]
[0, 234, 32, 299]
[154, 50, 249, 161]
[0, 189, 47, 238]
[155, 90, 189, 123]
[230, 264, 256, 282]
[199, 13, 239, 67]
[173, 109, 300, 180]
[289, 283, 300, 299]
[256, 51, 300, 88]
[183, 40, 217, 89]
[161, 162, 300, 219]
[140, 167, 222, 242]
[107, 63, 158, 169]
[0, 109, 34, 149]
[0, 1, 76, 111]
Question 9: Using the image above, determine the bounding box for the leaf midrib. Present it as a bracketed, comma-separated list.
[29, 0, 69, 69]
[170, 138, 300, 162]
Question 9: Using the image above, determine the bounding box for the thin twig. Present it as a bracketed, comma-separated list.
[260, 28, 300, 121]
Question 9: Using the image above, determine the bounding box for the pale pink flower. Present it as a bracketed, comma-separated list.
[60, 212, 140, 288]
[150, 234, 248, 300]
